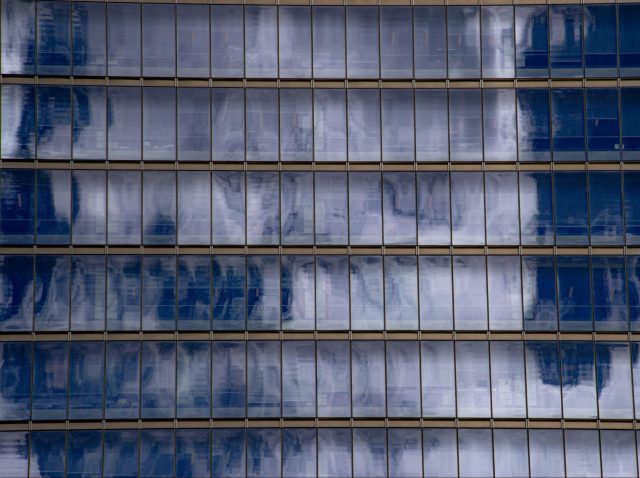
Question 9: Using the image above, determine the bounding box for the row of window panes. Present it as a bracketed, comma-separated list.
[1, 340, 638, 421]
[4, 1, 640, 80]
[3, 85, 640, 162]
[3, 253, 640, 332]
[5, 169, 640, 247]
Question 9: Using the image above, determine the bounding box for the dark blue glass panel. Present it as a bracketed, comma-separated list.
[32, 342, 68, 419]
[589, 171, 623, 245]
[283, 429, 316, 478]
[213, 255, 246, 330]
[72, 170, 106, 245]
[347, 7, 379, 79]
[1, 0, 35, 74]
[348, 89, 380, 162]
[380, 7, 413, 79]
[353, 428, 387, 478]
[0, 432, 28, 477]
[213, 429, 246, 478]
[178, 88, 210, 161]
[561, 342, 597, 418]
[141, 429, 174, 478]
[212, 89, 244, 162]
[621, 88, 640, 161]
[212, 342, 246, 417]
[625, 172, 640, 244]
[557, 256, 592, 331]
[620, 5, 640, 77]
[246, 89, 278, 161]
[72, 86, 107, 160]
[177, 341, 211, 418]
[316, 256, 349, 330]
[142, 256, 176, 330]
[315, 172, 348, 245]
[554, 171, 588, 245]
[104, 430, 138, 478]
[282, 341, 315, 417]
[317, 341, 350, 417]
[414, 7, 446, 79]
[107, 87, 141, 161]
[583, 5, 617, 77]
[381, 89, 414, 162]
[279, 7, 311, 79]
[105, 342, 139, 419]
[141, 341, 176, 419]
[245, 6, 277, 78]
[247, 429, 281, 478]
[0, 256, 33, 331]
[592, 256, 628, 331]
[627, 257, 640, 331]
[515, 6, 549, 77]
[142, 4, 175, 77]
[37, 86, 71, 159]
[312, 7, 345, 79]
[525, 341, 561, 418]
[178, 256, 211, 330]
[551, 89, 585, 160]
[37, 1, 71, 75]
[447, 7, 481, 78]
[522, 256, 558, 331]
[34, 255, 70, 330]
[318, 428, 352, 477]
[281, 256, 315, 330]
[0, 170, 34, 244]
[449, 89, 482, 161]
[143, 88, 176, 161]
[1, 84, 36, 159]
[211, 6, 244, 78]
[69, 342, 104, 419]
[415, 90, 448, 161]
[516, 89, 551, 161]
[352, 341, 385, 417]
[106, 255, 141, 331]
[177, 429, 210, 478]
[177, 5, 209, 78]
[143, 171, 176, 245]
[549, 5, 583, 77]
[36, 170, 70, 244]
[0, 342, 31, 420]
[586, 89, 620, 161]
[30, 431, 65, 478]
[72, 2, 106, 76]
[280, 89, 312, 162]
[107, 3, 140, 76]
[67, 430, 102, 478]
[247, 341, 281, 417]
[247, 256, 280, 330]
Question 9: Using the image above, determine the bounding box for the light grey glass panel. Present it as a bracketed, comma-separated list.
[520, 172, 554, 246]
[212, 342, 245, 417]
[490, 341, 526, 417]
[317, 341, 350, 417]
[561, 341, 597, 419]
[565, 430, 601, 478]
[247, 172, 279, 245]
[246, 89, 278, 162]
[71, 255, 106, 331]
[493, 429, 529, 478]
[421, 341, 455, 417]
[449, 89, 483, 161]
[107, 87, 141, 161]
[353, 429, 387, 478]
[247, 341, 281, 417]
[488, 256, 523, 330]
[282, 341, 315, 417]
[485, 171, 519, 244]
[481, 6, 515, 78]
[634, 346, 640, 419]
[522, 256, 558, 331]
[314, 89, 347, 162]
[313, 8, 345, 79]
[456, 341, 491, 417]
[415, 90, 449, 162]
[423, 429, 457, 478]
[283, 429, 316, 478]
[384, 256, 418, 330]
[107, 3, 140, 77]
[483, 89, 517, 161]
[212, 171, 245, 245]
[349, 172, 382, 245]
[142, 256, 176, 330]
[382, 90, 415, 162]
[525, 341, 562, 418]
[37, 1, 71, 76]
[0, 432, 28, 477]
[212, 88, 245, 162]
[458, 429, 493, 478]
[72, 86, 106, 160]
[350, 256, 384, 330]
[35, 255, 70, 331]
[72, 170, 106, 245]
[529, 430, 565, 478]
[177, 341, 210, 418]
[347, 7, 379, 78]
[281, 172, 313, 245]
[245, 6, 277, 78]
[596, 343, 633, 420]
[1, 0, 35, 75]
[141, 341, 175, 418]
[352, 341, 386, 417]
[37, 86, 71, 160]
[177, 5, 209, 78]
[451, 172, 484, 245]
[348, 89, 380, 162]
[1, 84, 35, 159]
[414, 7, 447, 79]
[178, 88, 210, 161]
[448, 7, 481, 78]
[319, 429, 352, 478]
[386, 341, 420, 417]
[281, 255, 314, 330]
[316, 256, 349, 330]
[246, 256, 280, 330]
[601, 430, 637, 478]
[142, 4, 175, 77]
[212, 256, 245, 331]
[453, 256, 487, 330]
[279, 7, 311, 78]
[106, 256, 141, 331]
[211, 5, 243, 78]
[383, 172, 416, 245]
[388, 429, 421, 478]
[108, 171, 141, 244]
[280, 89, 312, 162]
[419, 256, 453, 330]
[143, 171, 176, 245]
[177, 255, 211, 330]
[178, 171, 211, 245]
[417, 172, 450, 245]
[315, 172, 348, 245]
[380, 7, 413, 79]
[143, 88, 175, 161]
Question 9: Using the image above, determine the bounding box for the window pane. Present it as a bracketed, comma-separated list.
[33, 342, 68, 419]
[72, 2, 106, 76]
[383, 172, 416, 244]
[313, 7, 345, 79]
[620, 5, 640, 77]
[143, 171, 176, 245]
[106, 342, 139, 419]
[629, 257, 640, 331]
[37, 1, 71, 75]
[415, 89, 448, 162]
[561, 341, 597, 418]
[565, 430, 600, 477]
[456, 341, 491, 417]
[37, 86, 71, 159]
[554, 171, 588, 245]
[104, 430, 139, 478]
[211, 6, 243, 78]
[419, 256, 453, 330]
[177, 5, 209, 78]
[316, 256, 349, 330]
[247, 172, 279, 245]
[279, 7, 311, 78]
[352, 341, 385, 417]
[247, 429, 281, 478]
[178, 171, 211, 245]
[140, 429, 174, 478]
[141, 342, 176, 419]
[177, 255, 211, 330]
[347, 7, 379, 78]
[212, 255, 246, 330]
[596, 343, 633, 419]
[482, 6, 514, 78]
[449, 89, 482, 161]
[107, 4, 140, 77]
[69, 342, 104, 419]
[36, 170, 70, 244]
[519, 171, 554, 245]
[349, 172, 381, 245]
[622, 88, 640, 161]
[35, 255, 70, 331]
[384, 256, 418, 330]
[70, 255, 105, 331]
[488, 256, 522, 330]
[491, 341, 526, 417]
[212, 171, 245, 245]
[485, 171, 519, 244]
[212, 88, 244, 161]
[213, 429, 246, 477]
[350, 256, 384, 330]
[529, 430, 564, 477]
[348, 89, 381, 162]
[0, 342, 31, 420]
[592, 257, 627, 332]
[280, 89, 312, 162]
[493, 430, 528, 478]
[1, 0, 35, 74]
[0, 170, 34, 245]
[30, 431, 65, 478]
[142, 255, 176, 330]
[421, 341, 455, 417]
[314, 89, 347, 162]
[317, 341, 350, 417]
[551, 89, 586, 161]
[315, 172, 348, 245]
[353, 429, 387, 478]
[282, 341, 315, 417]
[72, 170, 106, 244]
[483, 89, 516, 161]
[525, 341, 562, 418]
[178, 88, 210, 161]
[448, 7, 481, 78]
[283, 429, 316, 478]
[453, 256, 487, 330]
[386, 341, 420, 417]
[0, 256, 33, 331]
[72, 86, 106, 160]
[248, 342, 281, 417]
[549, 5, 583, 78]
[247, 256, 280, 330]
[557, 256, 592, 331]
[388, 428, 421, 478]
[0, 432, 28, 477]
[584, 5, 617, 77]
[602, 430, 637, 478]
[281, 256, 314, 330]
[515, 6, 548, 77]
[177, 429, 211, 478]
[382, 90, 414, 162]
[451, 172, 484, 245]
[414, 7, 446, 78]
[458, 429, 493, 478]
[245, 6, 277, 78]
[107, 171, 140, 245]
[522, 256, 557, 331]
[177, 341, 211, 418]
[517, 89, 551, 161]
[212, 342, 245, 417]
[107, 87, 141, 161]
[142, 4, 175, 77]
[1, 84, 36, 159]
[586, 88, 620, 161]
[106, 255, 141, 331]
[143, 88, 176, 161]
[417, 172, 450, 245]
[423, 429, 457, 478]
[380, 7, 413, 78]
[319, 429, 352, 478]
[246, 89, 278, 161]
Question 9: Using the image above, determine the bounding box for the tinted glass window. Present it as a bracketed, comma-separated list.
[1, 84, 36, 159]
[482, 6, 514, 78]
[177, 5, 209, 78]
[178, 88, 210, 161]
[142, 4, 175, 77]
[279, 7, 311, 78]
[549, 5, 583, 77]
[107, 87, 141, 161]
[380, 7, 412, 78]
[515, 6, 548, 77]
[72, 2, 106, 76]
[584, 5, 617, 77]
[107, 3, 140, 76]
[37, 1, 71, 75]
[1, 0, 36, 74]
[212, 342, 245, 417]
[313, 7, 345, 78]
[245, 6, 277, 78]
[211, 6, 243, 78]
[347, 7, 379, 78]
[0, 170, 34, 244]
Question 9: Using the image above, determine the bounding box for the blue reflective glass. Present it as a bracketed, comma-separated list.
[178, 88, 211, 161]
[281, 256, 314, 330]
[141, 342, 175, 419]
[247, 341, 280, 417]
[621, 88, 640, 160]
[72, 86, 107, 161]
[352, 341, 386, 417]
[380, 7, 413, 79]
[386, 341, 420, 417]
[384, 256, 418, 330]
[551, 89, 585, 160]
[491, 342, 526, 417]
[629, 257, 640, 330]
[1, 84, 36, 159]
[177, 429, 210, 478]
[415, 89, 449, 161]
[176, 5, 209, 78]
[0, 432, 28, 477]
[485, 171, 519, 244]
[212, 342, 245, 417]
[313, 8, 345, 79]
[483, 89, 517, 161]
[211, 6, 243, 78]
[107, 3, 140, 76]
[67, 430, 102, 478]
[517, 89, 551, 161]
[72, 2, 106, 76]
[72, 170, 106, 245]
[353, 428, 387, 478]
[283, 429, 316, 478]
[178, 256, 211, 330]
[522, 256, 558, 331]
[314, 89, 347, 162]
[585, 88, 620, 161]
[142, 255, 176, 330]
[37, 1, 71, 76]
[37, 86, 71, 159]
[282, 341, 315, 417]
[549, 5, 583, 77]
[383, 172, 416, 245]
[177, 341, 211, 418]
[350, 256, 384, 330]
[414, 7, 446, 79]
[34, 255, 70, 330]
[561, 341, 597, 418]
[281, 172, 313, 245]
[584, 5, 617, 77]
[317, 341, 350, 417]
[451, 172, 484, 245]
[525, 341, 561, 418]
[417, 172, 450, 245]
[107, 87, 141, 161]
[348, 89, 380, 162]
[247, 255, 279, 329]
[0, 342, 31, 420]
[558, 256, 592, 331]
[515, 6, 549, 77]
[36, 170, 70, 244]
[212, 171, 245, 245]
[140, 429, 174, 478]
[596, 343, 633, 419]
[554, 171, 588, 245]
[213, 255, 246, 330]
[69, 342, 104, 419]
[347, 7, 379, 78]
[280, 89, 312, 162]
[421, 341, 455, 417]
[482, 6, 515, 78]
[279, 7, 311, 79]
[453, 256, 487, 330]
[142, 4, 175, 77]
[1, 0, 35, 74]
[592, 256, 628, 331]
[488, 256, 523, 330]
[315, 172, 348, 245]
[519, 172, 554, 245]
[106, 255, 141, 331]
[589, 171, 623, 245]
[143, 171, 176, 245]
[245, 6, 277, 78]
[449, 89, 483, 161]
[423, 428, 457, 478]
[104, 430, 138, 478]
[620, 5, 640, 77]
[105, 342, 139, 419]
[316, 256, 349, 330]
[143, 88, 176, 161]
[30, 431, 65, 478]
[178, 171, 210, 245]
[388, 429, 421, 478]
[318, 429, 352, 478]
[247, 429, 281, 478]
[32, 342, 68, 419]
[213, 429, 246, 478]
[456, 341, 491, 417]
[419, 256, 453, 330]
[447, 7, 481, 78]
[0, 256, 33, 331]
[246, 171, 279, 245]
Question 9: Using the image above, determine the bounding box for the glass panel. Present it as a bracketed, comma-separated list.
[483, 89, 517, 161]
[589, 171, 623, 246]
[451, 172, 485, 245]
[1, 0, 35, 74]
[625, 171, 640, 245]
[317, 341, 350, 417]
[493, 429, 529, 478]
[384, 256, 418, 330]
[316, 256, 349, 330]
[525, 341, 562, 418]
[104, 430, 138, 478]
[520, 171, 554, 245]
[106, 342, 139, 419]
[282, 341, 315, 417]
[380, 7, 413, 78]
[67, 430, 102, 478]
[212, 342, 245, 417]
[32, 342, 68, 419]
[71, 2, 108, 75]
[347, 7, 379, 78]
[517, 88, 551, 161]
[417, 172, 450, 245]
[279, 7, 311, 78]
[315, 172, 348, 245]
[584, 5, 617, 77]
[551, 89, 586, 161]
[178, 171, 211, 245]
[143, 87, 176, 161]
[482, 6, 515, 78]
[586, 89, 620, 161]
[35, 255, 70, 330]
[177, 255, 211, 330]
[177, 5, 209, 78]
[491, 341, 526, 417]
[419, 256, 453, 330]
[423, 429, 457, 478]
[212, 171, 245, 245]
[349, 172, 381, 245]
[421, 341, 455, 417]
[177, 88, 210, 161]
[140, 429, 174, 478]
[37, 86, 71, 159]
[141, 341, 175, 419]
[549, 5, 583, 77]
[313, 8, 345, 79]
[388, 428, 421, 478]
[283, 429, 316, 478]
[37, 1, 71, 75]
[246, 256, 280, 330]
[383, 172, 416, 244]
[212, 255, 246, 330]
[557, 256, 592, 331]
[601, 430, 637, 478]
[72, 86, 106, 160]
[142, 255, 176, 330]
[565, 430, 600, 478]
[458, 429, 493, 478]
[597, 343, 633, 419]
[72, 170, 106, 244]
[36, 170, 70, 244]
[350, 256, 384, 330]
[352, 341, 385, 417]
[245, 6, 277, 78]
[280, 89, 312, 162]
[69, 342, 104, 420]
[629, 258, 640, 331]
[555, 171, 588, 245]
[70, 255, 105, 331]
[177, 429, 210, 478]
[488, 256, 522, 330]
[353, 429, 387, 478]
[107, 3, 140, 77]
[515, 6, 548, 77]
[106, 255, 141, 331]
[142, 4, 175, 77]
[522, 256, 558, 331]
[414, 7, 447, 79]
[247, 429, 281, 478]
[453, 256, 487, 330]
[212, 429, 246, 477]
[448, 7, 481, 78]
[381, 89, 414, 162]
[314, 89, 347, 162]
[529, 429, 564, 478]
[177, 341, 211, 418]
[211, 6, 243, 78]
[107, 87, 141, 161]
[143, 171, 176, 245]
[0, 342, 31, 420]
[386, 341, 420, 417]
[593, 256, 627, 331]
[0, 256, 34, 331]
[0, 432, 28, 477]
[485, 171, 519, 244]
[561, 341, 597, 418]
[281, 255, 314, 330]
[246, 89, 278, 162]
[247, 342, 281, 417]
[415, 90, 448, 161]
[319, 429, 352, 478]
[348, 89, 381, 162]
[449, 89, 483, 161]
[30, 431, 65, 478]
[456, 341, 491, 418]
[620, 5, 640, 77]
[212, 88, 245, 161]
[1, 84, 36, 159]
